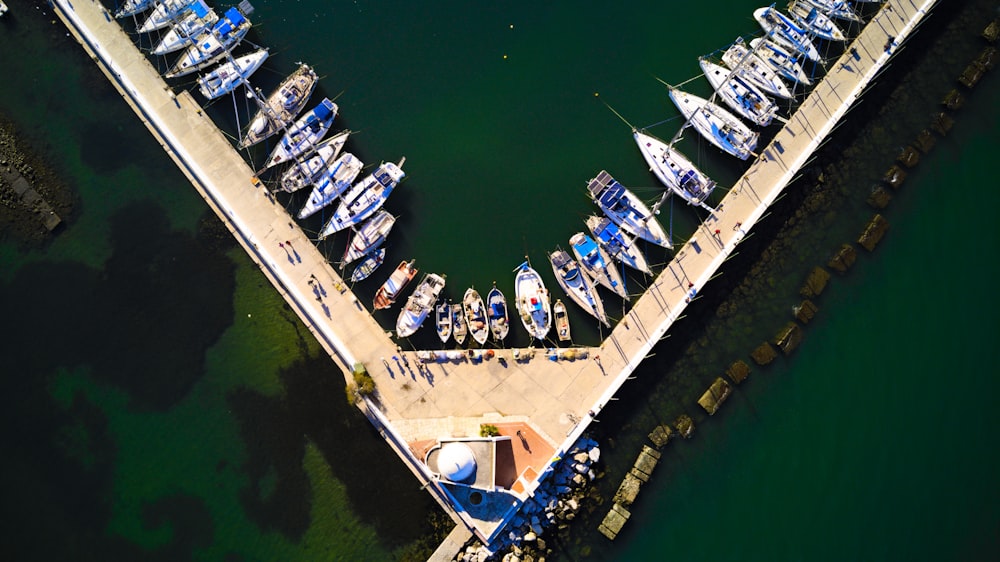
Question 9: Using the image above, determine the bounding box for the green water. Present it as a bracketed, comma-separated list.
[0, 0, 997, 560]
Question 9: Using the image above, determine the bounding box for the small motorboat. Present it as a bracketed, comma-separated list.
[554, 300, 571, 342]
[349, 247, 385, 283]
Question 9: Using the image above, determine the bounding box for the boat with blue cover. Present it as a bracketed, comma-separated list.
[349, 247, 385, 283]
[297, 152, 364, 219]
[750, 37, 813, 85]
[279, 130, 351, 193]
[634, 130, 716, 208]
[753, 5, 821, 62]
[800, 0, 861, 22]
[549, 250, 608, 327]
[196, 49, 269, 100]
[721, 38, 793, 99]
[487, 283, 510, 343]
[151, 1, 218, 56]
[396, 273, 447, 338]
[342, 210, 395, 266]
[318, 158, 405, 239]
[165, 6, 252, 78]
[264, 98, 338, 169]
[569, 232, 628, 299]
[787, 1, 845, 42]
[585, 215, 650, 275]
[514, 261, 551, 341]
[699, 57, 779, 127]
[240, 64, 319, 149]
[668, 87, 759, 160]
[587, 170, 672, 248]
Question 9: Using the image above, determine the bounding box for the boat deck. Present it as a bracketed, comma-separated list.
[53, 0, 936, 546]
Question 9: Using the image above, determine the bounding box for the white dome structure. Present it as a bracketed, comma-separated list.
[437, 442, 477, 482]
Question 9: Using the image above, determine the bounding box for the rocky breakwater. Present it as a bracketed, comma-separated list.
[0, 116, 74, 247]
[453, 436, 603, 562]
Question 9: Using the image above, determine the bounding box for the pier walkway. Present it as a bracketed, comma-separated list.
[54, 0, 935, 547]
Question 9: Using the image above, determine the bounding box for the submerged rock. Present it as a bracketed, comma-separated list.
[648, 424, 673, 448]
[931, 112, 954, 136]
[867, 184, 892, 209]
[674, 414, 695, 438]
[914, 129, 936, 153]
[698, 377, 732, 415]
[883, 164, 907, 189]
[942, 89, 964, 110]
[896, 146, 920, 168]
[774, 322, 803, 355]
[983, 19, 999, 43]
[976, 46, 997, 70]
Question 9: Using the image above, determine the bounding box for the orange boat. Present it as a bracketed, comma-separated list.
[373, 260, 418, 310]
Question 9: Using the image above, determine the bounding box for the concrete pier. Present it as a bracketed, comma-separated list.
[52, 0, 937, 549]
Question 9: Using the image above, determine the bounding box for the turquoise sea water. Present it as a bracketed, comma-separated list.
[0, 0, 997, 560]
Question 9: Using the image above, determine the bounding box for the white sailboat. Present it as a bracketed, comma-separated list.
[634, 130, 716, 208]
[137, 0, 196, 34]
[297, 153, 364, 219]
[318, 159, 405, 239]
[396, 273, 447, 338]
[788, 1, 846, 42]
[196, 49, 269, 100]
[586, 215, 650, 275]
[164, 6, 252, 78]
[569, 232, 628, 299]
[668, 87, 759, 160]
[342, 210, 395, 266]
[240, 64, 319, 149]
[151, 1, 218, 55]
[699, 57, 779, 128]
[278, 130, 351, 193]
[549, 249, 608, 327]
[721, 38, 793, 99]
[749, 37, 813, 86]
[263, 98, 338, 169]
[753, 6, 821, 62]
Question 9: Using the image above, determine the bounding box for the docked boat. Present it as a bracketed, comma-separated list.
[668, 87, 759, 160]
[634, 130, 716, 207]
[801, 0, 861, 22]
[349, 247, 385, 283]
[279, 130, 351, 193]
[297, 153, 364, 219]
[0, 1, 7, 17]
[587, 170, 671, 248]
[750, 37, 813, 86]
[549, 250, 608, 326]
[486, 283, 510, 343]
[570, 232, 628, 299]
[699, 57, 779, 128]
[137, 0, 196, 34]
[753, 6, 821, 62]
[342, 210, 395, 266]
[514, 261, 551, 341]
[396, 273, 446, 338]
[115, 0, 154, 19]
[318, 158, 405, 239]
[788, 1, 846, 42]
[463, 288, 489, 346]
[586, 215, 651, 275]
[435, 301, 452, 344]
[164, 6, 252, 78]
[451, 303, 468, 346]
[553, 300, 571, 342]
[264, 98, 338, 169]
[373, 259, 417, 310]
[196, 49, 269, 100]
[240, 64, 319, 149]
[721, 38, 793, 99]
[151, 1, 218, 55]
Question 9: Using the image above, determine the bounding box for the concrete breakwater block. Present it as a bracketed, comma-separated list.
[828, 244, 857, 273]
[632, 446, 661, 481]
[648, 424, 673, 449]
[794, 300, 819, 325]
[751, 342, 778, 366]
[800, 266, 831, 298]
[897, 146, 920, 168]
[959, 61, 986, 89]
[598, 503, 631, 540]
[774, 322, 803, 355]
[726, 360, 751, 384]
[942, 89, 964, 110]
[698, 378, 732, 415]
[931, 112, 954, 136]
[674, 414, 695, 438]
[976, 46, 997, 70]
[914, 129, 937, 153]
[883, 164, 907, 189]
[984, 19, 999, 43]
[858, 214, 889, 251]
[613, 472, 643, 506]
[867, 184, 892, 209]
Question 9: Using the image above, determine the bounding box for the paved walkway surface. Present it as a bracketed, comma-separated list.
[55, 0, 935, 545]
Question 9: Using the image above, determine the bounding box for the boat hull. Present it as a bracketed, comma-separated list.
[634, 131, 716, 206]
[319, 160, 405, 239]
[668, 88, 759, 160]
[373, 260, 417, 310]
[586, 215, 650, 275]
[487, 285, 510, 343]
[240, 64, 319, 149]
[463, 289, 489, 346]
[514, 263, 551, 341]
[587, 170, 672, 247]
[197, 49, 269, 100]
[549, 250, 608, 326]
[297, 153, 363, 219]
